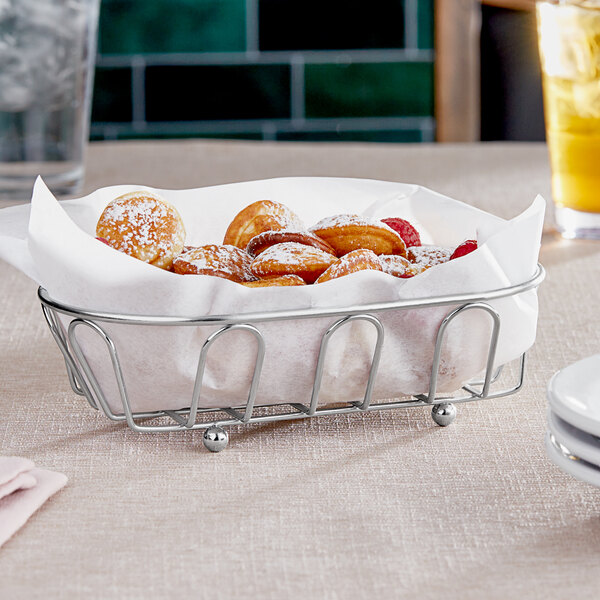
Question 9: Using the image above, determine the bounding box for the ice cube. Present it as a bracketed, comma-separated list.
[0, 0, 88, 111]
[573, 78, 600, 118]
[538, 3, 600, 81]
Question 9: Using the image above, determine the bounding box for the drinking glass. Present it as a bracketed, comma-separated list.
[0, 0, 100, 200]
[537, 0, 600, 239]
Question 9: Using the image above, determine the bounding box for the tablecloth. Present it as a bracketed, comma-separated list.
[0, 140, 598, 599]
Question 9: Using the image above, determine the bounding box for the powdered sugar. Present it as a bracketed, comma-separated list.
[310, 214, 399, 235]
[379, 254, 411, 276]
[174, 244, 254, 280]
[407, 245, 452, 268]
[255, 241, 334, 266]
[316, 249, 381, 283]
[277, 214, 305, 230]
[256, 201, 305, 231]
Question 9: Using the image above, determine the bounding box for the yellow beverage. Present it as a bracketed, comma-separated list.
[537, 1, 600, 221]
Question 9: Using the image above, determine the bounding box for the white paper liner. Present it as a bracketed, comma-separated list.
[0, 177, 545, 413]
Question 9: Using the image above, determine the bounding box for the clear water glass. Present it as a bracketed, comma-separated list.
[0, 0, 100, 200]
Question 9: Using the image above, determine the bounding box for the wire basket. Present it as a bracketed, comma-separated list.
[38, 264, 545, 452]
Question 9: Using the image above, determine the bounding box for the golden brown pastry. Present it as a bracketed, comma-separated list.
[407, 245, 452, 268]
[242, 274, 307, 287]
[223, 200, 304, 249]
[96, 191, 186, 270]
[245, 229, 336, 257]
[173, 244, 256, 283]
[315, 249, 383, 284]
[250, 242, 338, 284]
[309, 214, 407, 257]
[379, 254, 420, 278]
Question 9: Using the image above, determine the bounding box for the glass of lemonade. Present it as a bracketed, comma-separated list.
[537, 0, 600, 239]
[0, 0, 100, 200]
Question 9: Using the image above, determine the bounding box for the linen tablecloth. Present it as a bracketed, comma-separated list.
[0, 140, 599, 599]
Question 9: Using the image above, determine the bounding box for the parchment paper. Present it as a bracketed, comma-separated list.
[0, 177, 544, 413]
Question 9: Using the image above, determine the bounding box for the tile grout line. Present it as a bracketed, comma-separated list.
[130, 55, 147, 129]
[404, 0, 419, 50]
[91, 116, 436, 138]
[245, 0, 259, 54]
[101, 125, 119, 141]
[290, 54, 306, 125]
[97, 48, 434, 68]
[261, 122, 277, 141]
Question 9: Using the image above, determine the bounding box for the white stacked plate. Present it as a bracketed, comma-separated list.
[546, 354, 600, 488]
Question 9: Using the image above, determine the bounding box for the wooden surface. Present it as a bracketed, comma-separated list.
[435, 0, 481, 142]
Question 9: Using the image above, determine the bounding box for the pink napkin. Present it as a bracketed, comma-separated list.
[0, 456, 67, 548]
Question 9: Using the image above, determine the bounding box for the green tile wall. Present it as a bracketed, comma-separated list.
[418, 0, 435, 49]
[258, 0, 405, 50]
[305, 63, 434, 119]
[91, 67, 132, 123]
[145, 65, 291, 121]
[91, 0, 436, 143]
[99, 0, 246, 54]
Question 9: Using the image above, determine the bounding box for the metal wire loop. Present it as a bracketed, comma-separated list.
[68, 318, 133, 426]
[186, 324, 265, 427]
[309, 314, 384, 415]
[41, 305, 94, 406]
[426, 302, 501, 403]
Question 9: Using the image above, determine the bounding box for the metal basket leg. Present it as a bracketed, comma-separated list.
[184, 323, 265, 451]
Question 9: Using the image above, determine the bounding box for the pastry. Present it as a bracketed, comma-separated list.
[223, 200, 304, 249]
[173, 244, 256, 283]
[96, 191, 186, 270]
[407, 245, 452, 268]
[242, 274, 307, 287]
[315, 249, 383, 284]
[379, 254, 420, 279]
[246, 230, 336, 257]
[96, 192, 450, 285]
[309, 214, 407, 257]
[250, 242, 338, 284]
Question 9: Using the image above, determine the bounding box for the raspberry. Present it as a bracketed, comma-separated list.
[450, 239, 477, 260]
[381, 217, 421, 247]
[96, 237, 111, 246]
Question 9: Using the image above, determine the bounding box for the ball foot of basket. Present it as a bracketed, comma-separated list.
[431, 403, 457, 427]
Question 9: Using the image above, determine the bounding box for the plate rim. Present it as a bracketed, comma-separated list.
[547, 354, 600, 438]
[547, 408, 600, 468]
[545, 431, 600, 488]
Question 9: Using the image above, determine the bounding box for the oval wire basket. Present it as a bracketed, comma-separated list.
[38, 264, 545, 452]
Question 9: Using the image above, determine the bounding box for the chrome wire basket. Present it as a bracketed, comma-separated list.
[39, 264, 545, 452]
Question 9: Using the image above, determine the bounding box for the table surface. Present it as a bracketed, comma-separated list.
[1, 140, 599, 599]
